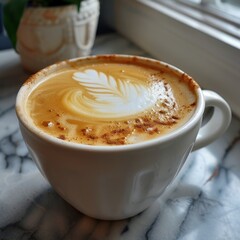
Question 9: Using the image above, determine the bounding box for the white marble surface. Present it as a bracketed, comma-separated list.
[0, 33, 240, 240]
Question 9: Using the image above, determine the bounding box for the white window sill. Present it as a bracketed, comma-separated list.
[112, 0, 240, 118]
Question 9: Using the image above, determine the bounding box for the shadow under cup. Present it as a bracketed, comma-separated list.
[15, 55, 230, 220]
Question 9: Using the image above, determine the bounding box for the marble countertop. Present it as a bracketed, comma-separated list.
[0, 33, 240, 240]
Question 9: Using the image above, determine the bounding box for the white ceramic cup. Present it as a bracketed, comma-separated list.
[16, 55, 231, 220]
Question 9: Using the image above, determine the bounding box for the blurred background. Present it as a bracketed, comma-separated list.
[0, 4, 12, 50]
[0, 0, 239, 116]
[0, 0, 115, 50]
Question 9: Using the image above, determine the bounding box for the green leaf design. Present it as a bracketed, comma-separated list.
[3, 0, 28, 49]
[27, 0, 83, 9]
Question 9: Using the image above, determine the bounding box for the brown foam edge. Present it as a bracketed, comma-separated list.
[18, 54, 200, 131]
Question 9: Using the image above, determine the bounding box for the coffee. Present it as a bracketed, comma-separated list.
[26, 56, 197, 145]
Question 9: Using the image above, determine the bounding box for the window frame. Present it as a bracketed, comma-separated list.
[176, 0, 240, 26]
[155, 0, 240, 40]
[113, 0, 240, 117]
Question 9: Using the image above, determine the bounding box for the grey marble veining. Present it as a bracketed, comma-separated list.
[0, 33, 240, 240]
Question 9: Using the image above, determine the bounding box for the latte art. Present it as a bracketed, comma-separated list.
[63, 69, 157, 119]
[26, 58, 197, 145]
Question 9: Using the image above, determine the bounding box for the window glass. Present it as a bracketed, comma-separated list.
[176, 0, 240, 20]
[152, 0, 240, 38]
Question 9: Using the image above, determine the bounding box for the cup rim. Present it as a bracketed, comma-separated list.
[16, 54, 205, 153]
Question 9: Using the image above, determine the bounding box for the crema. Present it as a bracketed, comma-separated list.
[26, 57, 197, 145]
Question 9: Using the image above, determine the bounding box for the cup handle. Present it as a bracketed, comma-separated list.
[192, 90, 231, 151]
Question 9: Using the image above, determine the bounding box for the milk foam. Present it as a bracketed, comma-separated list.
[62, 69, 158, 119]
[26, 60, 197, 146]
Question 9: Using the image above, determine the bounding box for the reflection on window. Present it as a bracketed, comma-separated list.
[152, 0, 240, 39]
[178, 0, 240, 20]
